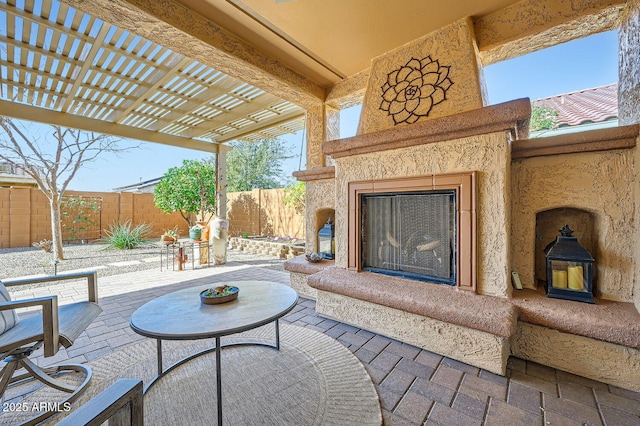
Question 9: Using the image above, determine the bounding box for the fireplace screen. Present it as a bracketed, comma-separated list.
[361, 191, 456, 284]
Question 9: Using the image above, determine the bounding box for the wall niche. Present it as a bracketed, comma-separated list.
[535, 208, 596, 289]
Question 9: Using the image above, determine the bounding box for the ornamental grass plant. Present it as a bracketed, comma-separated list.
[102, 220, 153, 249]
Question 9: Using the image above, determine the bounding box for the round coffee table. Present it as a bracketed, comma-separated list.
[130, 281, 298, 425]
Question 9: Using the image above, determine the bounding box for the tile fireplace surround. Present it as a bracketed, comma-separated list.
[290, 99, 640, 391]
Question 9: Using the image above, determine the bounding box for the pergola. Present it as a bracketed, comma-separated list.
[0, 0, 309, 154]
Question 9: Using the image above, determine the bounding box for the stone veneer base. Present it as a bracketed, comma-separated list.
[315, 290, 510, 375]
[512, 322, 640, 392]
[228, 237, 304, 259]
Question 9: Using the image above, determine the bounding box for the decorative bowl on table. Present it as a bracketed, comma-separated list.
[200, 285, 239, 305]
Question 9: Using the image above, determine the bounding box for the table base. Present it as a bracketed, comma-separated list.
[143, 320, 281, 426]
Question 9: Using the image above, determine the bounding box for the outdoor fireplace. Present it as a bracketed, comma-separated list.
[361, 191, 455, 284]
[348, 172, 477, 291]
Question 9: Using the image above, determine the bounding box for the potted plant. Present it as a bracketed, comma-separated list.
[161, 227, 179, 245]
[189, 225, 202, 241]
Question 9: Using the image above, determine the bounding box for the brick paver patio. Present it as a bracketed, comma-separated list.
[8, 258, 640, 425]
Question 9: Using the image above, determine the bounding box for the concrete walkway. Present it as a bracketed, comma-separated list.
[7, 259, 640, 425]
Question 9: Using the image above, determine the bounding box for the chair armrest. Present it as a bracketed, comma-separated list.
[56, 379, 143, 426]
[0, 295, 57, 311]
[3, 271, 98, 303]
[0, 296, 60, 357]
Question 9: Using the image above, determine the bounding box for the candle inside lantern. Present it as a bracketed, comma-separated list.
[567, 265, 584, 290]
[552, 270, 568, 288]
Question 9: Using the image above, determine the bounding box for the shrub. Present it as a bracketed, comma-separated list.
[102, 220, 153, 249]
[61, 196, 101, 243]
[284, 181, 305, 214]
[32, 239, 53, 253]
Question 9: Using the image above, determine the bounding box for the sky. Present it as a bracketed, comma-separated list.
[62, 30, 618, 192]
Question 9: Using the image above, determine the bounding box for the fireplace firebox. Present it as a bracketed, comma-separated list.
[348, 172, 477, 291]
[361, 191, 456, 284]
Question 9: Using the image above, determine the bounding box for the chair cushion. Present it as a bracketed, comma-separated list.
[0, 282, 19, 334]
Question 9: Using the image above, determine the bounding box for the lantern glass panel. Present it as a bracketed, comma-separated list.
[317, 219, 335, 259]
[550, 260, 588, 292]
[319, 236, 332, 256]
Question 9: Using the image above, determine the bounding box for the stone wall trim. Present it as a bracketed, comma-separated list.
[292, 166, 336, 182]
[513, 288, 640, 349]
[512, 124, 640, 159]
[323, 99, 531, 159]
[315, 289, 510, 375]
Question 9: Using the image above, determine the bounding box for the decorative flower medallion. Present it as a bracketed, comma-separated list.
[379, 56, 453, 125]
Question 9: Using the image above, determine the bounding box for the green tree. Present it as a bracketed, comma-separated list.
[154, 159, 216, 227]
[226, 139, 293, 192]
[284, 181, 306, 214]
[530, 105, 559, 132]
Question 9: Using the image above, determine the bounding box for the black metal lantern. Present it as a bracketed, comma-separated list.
[545, 224, 595, 304]
[317, 218, 335, 260]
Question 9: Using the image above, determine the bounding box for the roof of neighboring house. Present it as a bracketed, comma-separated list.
[0, 162, 38, 188]
[113, 178, 161, 192]
[532, 83, 618, 127]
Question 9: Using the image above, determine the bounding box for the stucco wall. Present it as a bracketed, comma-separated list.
[1, 187, 305, 249]
[511, 148, 637, 302]
[0, 188, 187, 248]
[226, 188, 305, 239]
[334, 131, 512, 298]
[619, 0, 640, 126]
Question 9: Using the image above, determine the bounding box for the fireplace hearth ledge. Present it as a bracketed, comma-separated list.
[307, 266, 517, 375]
[307, 267, 517, 338]
[285, 255, 335, 299]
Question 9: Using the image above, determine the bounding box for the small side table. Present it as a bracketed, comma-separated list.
[188, 240, 211, 269]
[159, 242, 179, 271]
[160, 240, 212, 271]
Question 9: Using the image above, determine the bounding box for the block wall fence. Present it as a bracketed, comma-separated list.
[0, 187, 304, 249]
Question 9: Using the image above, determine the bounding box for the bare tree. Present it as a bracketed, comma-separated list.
[0, 117, 136, 260]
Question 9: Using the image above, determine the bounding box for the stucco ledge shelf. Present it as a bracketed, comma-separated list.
[322, 98, 531, 159]
[292, 166, 335, 182]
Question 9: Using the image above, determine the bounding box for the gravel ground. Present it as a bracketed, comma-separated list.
[0, 240, 286, 281]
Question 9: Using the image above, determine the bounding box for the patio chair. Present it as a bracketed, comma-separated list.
[0, 271, 102, 424]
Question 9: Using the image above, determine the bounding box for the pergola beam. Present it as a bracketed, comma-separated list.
[215, 110, 306, 143]
[111, 57, 193, 125]
[0, 100, 220, 153]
